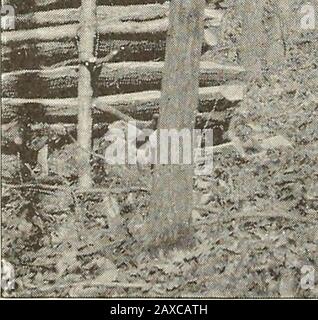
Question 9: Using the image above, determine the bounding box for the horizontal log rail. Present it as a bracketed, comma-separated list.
[5, 0, 169, 14]
[1, 19, 168, 44]
[2, 85, 245, 122]
[10, 5, 223, 30]
[12, 4, 170, 30]
[2, 61, 245, 98]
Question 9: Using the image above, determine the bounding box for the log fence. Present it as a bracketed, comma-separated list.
[1, 0, 246, 188]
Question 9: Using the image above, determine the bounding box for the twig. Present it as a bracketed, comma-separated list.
[2, 183, 149, 194]
[76, 186, 149, 194]
[93, 103, 151, 128]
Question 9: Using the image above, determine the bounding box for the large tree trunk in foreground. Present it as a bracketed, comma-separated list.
[77, 0, 96, 189]
[144, 0, 205, 249]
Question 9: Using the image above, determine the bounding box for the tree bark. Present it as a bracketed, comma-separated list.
[239, 0, 267, 78]
[77, 0, 97, 189]
[240, 0, 294, 75]
[265, 0, 292, 70]
[145, 0, 205, 250]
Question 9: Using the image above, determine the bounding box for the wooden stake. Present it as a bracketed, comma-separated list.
[77, 0, 97, 189]
[37, 144, 49, 176]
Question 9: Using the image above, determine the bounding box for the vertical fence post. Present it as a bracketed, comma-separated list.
[77, 0, 97, 189]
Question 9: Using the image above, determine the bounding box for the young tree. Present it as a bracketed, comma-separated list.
[144, 0, 205, 249]
[77, 0, 97, 189]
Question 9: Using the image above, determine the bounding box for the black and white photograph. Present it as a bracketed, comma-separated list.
[1, 0, 317, 299]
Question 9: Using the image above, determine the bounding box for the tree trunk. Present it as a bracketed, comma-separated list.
[144, 0, 205, 250]
[77, 0, 96, 189]
[239, 0, 267, 78]
[265, 0, 292, 70]
[240, 0, 294, 75]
